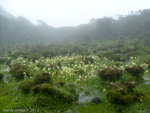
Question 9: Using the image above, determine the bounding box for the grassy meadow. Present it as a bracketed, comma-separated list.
[0, 39, 150, 113]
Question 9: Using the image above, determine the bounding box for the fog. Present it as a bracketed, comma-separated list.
[0, 0, 150, 27]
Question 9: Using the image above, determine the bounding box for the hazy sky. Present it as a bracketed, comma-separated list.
[0, 0, 150, 27]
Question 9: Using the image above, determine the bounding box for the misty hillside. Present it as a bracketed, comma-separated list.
[0, 8, 150, 44]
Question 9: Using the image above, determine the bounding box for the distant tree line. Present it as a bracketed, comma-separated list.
[0, 7, 150, 45]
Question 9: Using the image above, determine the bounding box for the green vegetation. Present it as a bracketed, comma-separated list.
[0, 40, 150, 113]
[0, 7, 150, 113]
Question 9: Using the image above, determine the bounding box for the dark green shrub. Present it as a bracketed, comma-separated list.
[36, 96, 53, 107]
[98, 51, 113, 58]
[125, 65, 145, 78]
[39, 83, 78, 103]
[126, 52, 137, 58]
[10, 63, 29, 79]
[69, 88, 76, 94]
[121, 74, 136, 82]
[133, 91, 144, 102]
[112, 49, 121, 54]
[60, 48, 73, 55]
[107, 82, 131, 105]
[98, 51, 126, 61]
[114, 44, 124, 49]
[98, 68, 123, 81]
[83, 57, 94, 64]
[107, 89, 133, 105]
[27, 53, 43, 62]
[11, 51, 29, 58]
[107, 82, 143, 105]
[34, 73, 52, 85]
[32, 84, 41, 94]
[19, 80, 34, 93]
[71, 45, 88, 55]
[0, 73, 4, 81]
[121, 47, 132, 54]
[54, 90, 77, 104]
[41, 49, 56, 58]
[124, 81, 136, 92]
[111, 54, 126, 61]
[58, 80, 65, 86]
[93, 46, 108, 54]
[40, 83, 54, 95]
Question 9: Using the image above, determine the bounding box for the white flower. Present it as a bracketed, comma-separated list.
[103, 89, 106, 92]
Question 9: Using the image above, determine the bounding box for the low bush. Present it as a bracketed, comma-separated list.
[11, 51, 29, 59]
[19, 80, 34, 93]
[121, 74, 136, 82]
[27, 53, 43, 62]
[98, 51, 113, 58]
[36, 96, 53, 107]
[93, 46, 108, 53]
[71, 45, 88, 55]
[34, 73, 52, 85]
[107, 82, 143, 105]
[40, 83, 54, 95]
[123, 81, 136, 92]
[107, 90, 133, 105]
[98, 68, 123, 81]
[98, 51, 126, 61]
[32, 84, 41, 94]
[0, 73, 4, 81]
[10, 63, 30, 79]
[58, 80, 65, 86]
[110, 54, 126, 61]
[54, 90, 78, 104]
[83, 57, 94, 64]
[39, 83, 78, 104]
[41, 49, 56, 58]
[125, 65, 145, 78]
